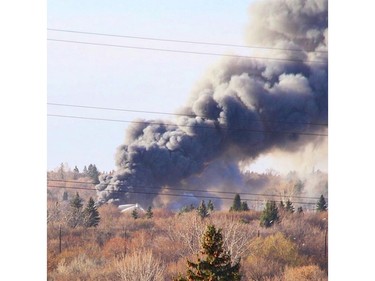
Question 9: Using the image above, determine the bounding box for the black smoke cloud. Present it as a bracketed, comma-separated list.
[96, 0, 328, 207]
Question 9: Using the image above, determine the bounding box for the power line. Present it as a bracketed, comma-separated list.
[47, 114, 328, 137]
[47, 38, 327, 65]
[48, 102, 197, 118]
[47, 102, 328, 127]
[47, 184, 319, 205]
[47, 28, 328, 54]
[48, 179, 324, 200]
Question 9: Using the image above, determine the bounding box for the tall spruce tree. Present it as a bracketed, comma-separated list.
[285, 199, 295, 213]
[59, 163, 65, 180]
[230, 194, 242, 212]
[68, 192, 84, 228]
[174, 225, 241, 281]
[316, 195, 328, 212]
[260, 200, 279, 228]
[62, 191, 68, 201]
[241, 201, 249, 211]
[146, 206, 153, 219]
[83, 197, 100, 227]
[73, 166, 80, 179]
[197, 200, 209, 219]
[207, 200, 214, 212]
[73, 166, 79, 173]
[131, 208, 139, 219]
[87, 164, 100, 184]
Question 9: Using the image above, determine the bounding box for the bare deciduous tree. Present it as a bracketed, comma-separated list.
[166, 213, 207, 257]
[218, 220, 256, 261]
[116, 250, 165, 281]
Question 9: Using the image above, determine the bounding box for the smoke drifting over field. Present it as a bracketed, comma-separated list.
[96, 0, 328, 207]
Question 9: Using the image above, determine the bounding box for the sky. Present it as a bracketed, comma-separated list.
[47, 0, 254, 172]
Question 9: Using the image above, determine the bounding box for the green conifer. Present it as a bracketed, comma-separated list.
[131, 208, 139, 219]
[241, 201, 250, 211]
[285, 199, 295, 213]
[207, 200, 214, 212]
[260, 200, 280, 228]
[146, 206, 153, 219]
[83, 197, 100, 227]
[230, 194, 242, 212]
[197, 200, 209, 219]
[316, 195, 328, 212]
[68, 192, 84, 228]
[174, 225, 241, 281]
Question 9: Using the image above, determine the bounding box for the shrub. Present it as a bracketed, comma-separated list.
[102, 237, 128, 259]
[283, 265, 327, 281]
[243, 257, 283, 281]
[248, 232, 302, 266]
[53, 253, 103, 280]
[115, 250, 165, 281]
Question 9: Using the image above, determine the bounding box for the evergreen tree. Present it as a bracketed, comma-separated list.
[294, 180, 304, 194]
[73, 166, 79, 173]
[68, 192, 84, 228]
[178, 204, 195, 215]
[241, 201, 249, 211]
[131, 208, 139, 219]
[260, 200, 280, 228]
[316, 195, 328, 212]
[83, 165, 88, 175]
[197, 200, 209, 219]
[87, 164, 100, 184]
[73, 166, 80, 179]
[62, 191, 68, 201]
[207, 200, 214, 212]
[230, 194, 242, 212]
[285, 199, 295, 213]
[70, 192, 83, 209]
[146, 206, 153, 219]
[59, 162, 65, 180]
[174, 225, 241, 281]
[83, 197, 100, 227]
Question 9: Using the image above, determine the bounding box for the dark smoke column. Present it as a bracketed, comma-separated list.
[96, 0, 328, 207]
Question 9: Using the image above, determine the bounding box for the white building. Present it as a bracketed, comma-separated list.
[118, 203, 145, 213]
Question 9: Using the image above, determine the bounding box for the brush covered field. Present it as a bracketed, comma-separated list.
[47, 189, 328, 281]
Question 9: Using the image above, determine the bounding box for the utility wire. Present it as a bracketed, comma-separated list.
[48, 179, 324, 200]
[48, 102, 197, 118]
[47, 28, 328, 54]
[47, 184, 319, 205]
[47, 102, 328, 127]
[47, 38, 327, 65]
[47, 113, 328, 137]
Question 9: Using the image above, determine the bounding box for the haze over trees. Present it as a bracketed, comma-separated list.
[47, 182, 328, 280]
[47, 163, 328, 280]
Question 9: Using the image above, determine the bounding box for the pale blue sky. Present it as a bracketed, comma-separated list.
[47, 0, 254, 171]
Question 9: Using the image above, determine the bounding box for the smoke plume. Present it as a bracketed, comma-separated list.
[96, 0, 328, 208]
